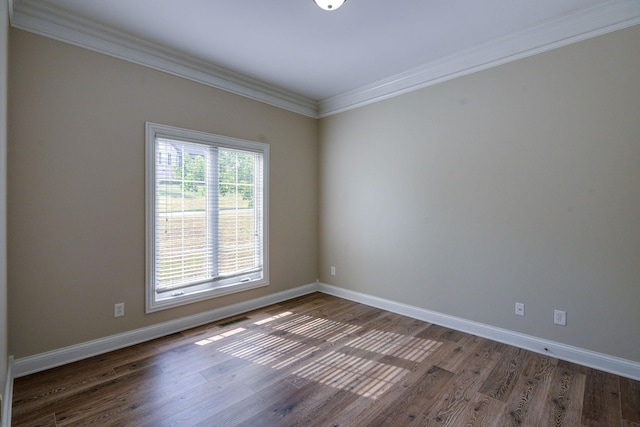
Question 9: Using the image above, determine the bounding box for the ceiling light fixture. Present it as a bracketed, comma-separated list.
[313, 0, 346, 11]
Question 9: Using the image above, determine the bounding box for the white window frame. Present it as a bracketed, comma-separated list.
[145, 122, 269, 312]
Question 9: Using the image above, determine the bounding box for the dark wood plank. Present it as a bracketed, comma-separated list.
[523, 352, 558, 384]
[115, 379, 254, 426]
[279, 386, 366, 426]
[190, 379, 302, 426]
[580, 367, 622, 427]
[541, 366, 585, 426]
[421, 337, 502, 425]
[455, 391, 506, 427]
[11, 367, 117, 419]
[491, 369, 551, 426]
[55, 369, 208, 425]
[621, 376, 640, 424]
[8, 413, 57, 427]
[341, 365, 455, 426]
[478, 345, 531, 402]
[235, 378, 347, 426]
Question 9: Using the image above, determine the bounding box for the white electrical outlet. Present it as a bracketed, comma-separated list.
[554, 310, 566, 326]
[515, 302, 525, 316]
[330, 266, 336, 276]
[114, 303, 125, 318]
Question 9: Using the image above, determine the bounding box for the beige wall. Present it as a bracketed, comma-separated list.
[319, 26, 640, 362]
[8, 30, 318, 358]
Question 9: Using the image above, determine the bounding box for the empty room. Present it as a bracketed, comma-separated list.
[2, 0, 640, 425]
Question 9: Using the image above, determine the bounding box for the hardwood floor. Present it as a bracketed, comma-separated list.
[12, 293, 640, 426]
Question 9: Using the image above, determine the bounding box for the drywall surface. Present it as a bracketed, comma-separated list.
[8, 30, 318, 358]
[319, 26, 640, 362]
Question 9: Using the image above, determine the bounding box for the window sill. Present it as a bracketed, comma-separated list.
[145, 278, 269, 313]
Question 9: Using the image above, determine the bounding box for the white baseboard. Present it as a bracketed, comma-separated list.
[12, 283, 318, 378]
[318, 283, 640, 381]
[2, 356, 13, 427]
[12, 281, 640, 382]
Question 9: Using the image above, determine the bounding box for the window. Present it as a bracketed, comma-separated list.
[145, 122, 269, 312]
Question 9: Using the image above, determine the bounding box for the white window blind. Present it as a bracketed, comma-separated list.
[146, 123, 268, 312]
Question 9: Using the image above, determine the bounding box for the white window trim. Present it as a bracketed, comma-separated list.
[145, 122, 269, 313]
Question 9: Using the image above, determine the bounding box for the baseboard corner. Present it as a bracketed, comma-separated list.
[317, 282, 640, 381]
[13, 282, 320, 378]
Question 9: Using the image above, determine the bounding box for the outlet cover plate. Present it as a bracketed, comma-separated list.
[114, 303, 125, 318]
[554, 309, 566, 326]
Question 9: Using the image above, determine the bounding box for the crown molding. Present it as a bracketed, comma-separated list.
[9, 0, 319, 118]
[318, 0, 640, 117]
[9, 1, 640, 119]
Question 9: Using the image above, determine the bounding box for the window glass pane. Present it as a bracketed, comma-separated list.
[155, 139, 212, 290]
[237, 152, 254, 184]
[217, 148, 261, 276]
[219, 184, 237, 209]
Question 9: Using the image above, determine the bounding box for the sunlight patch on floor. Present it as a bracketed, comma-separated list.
[292, 351, 409, 399]
[346, 330, 442, 361]
[253, 311, 293, 325]
[197, 313, 443, 400]
[194, 327, 246, 346]
[272, 315, 361, 342]
[217, 332, 309, 365]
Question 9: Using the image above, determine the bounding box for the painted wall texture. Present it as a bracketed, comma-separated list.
[319, 25, 640, 362]
[8, 30, 318, 358]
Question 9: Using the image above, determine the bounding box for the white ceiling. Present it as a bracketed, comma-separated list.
[9, 0, 640, 117]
